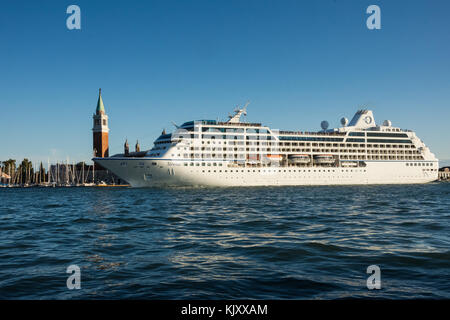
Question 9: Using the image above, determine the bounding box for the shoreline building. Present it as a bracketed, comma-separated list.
[439, 166, 450, 180]
[0, 171, 11, 185]
[93, 88, 109, 158]
[90, 89, 127, 185]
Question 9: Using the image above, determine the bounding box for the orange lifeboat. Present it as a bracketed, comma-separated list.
[265, 154, 283, 162]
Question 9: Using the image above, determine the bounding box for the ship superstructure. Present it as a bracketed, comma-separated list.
[94, 108, 439, 187]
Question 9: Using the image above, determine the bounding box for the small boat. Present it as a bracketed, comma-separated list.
[82, 182, 95, 187]
[341, 161, 358, 167]
[264, 154, 283, 162]
[313, 154, 335, 164]
[288, 154, 311, 164]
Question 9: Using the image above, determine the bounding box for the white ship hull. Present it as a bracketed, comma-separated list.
[94, 158, 439, 187]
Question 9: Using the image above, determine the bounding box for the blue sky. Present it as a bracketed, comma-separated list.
[1, 0, 449, 167]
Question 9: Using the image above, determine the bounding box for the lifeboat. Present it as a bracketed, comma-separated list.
[264, 154, 283, 162]
[313, 154, 335, 164]
[288, 154, 311, 164]
[341, 161, 358, 167]
[247, 154, 260, 164]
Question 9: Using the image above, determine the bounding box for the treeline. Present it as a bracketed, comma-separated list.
[1, 158, 47, 185]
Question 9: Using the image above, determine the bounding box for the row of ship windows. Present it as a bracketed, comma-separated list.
[172, 150, 420, 159]
[176, 149, 420, 155]
[188, 126, 407, 137]
[348, 132, 408, 137]
[149, 162, 434, 170]
[195, 168, 368, 173]
[166, 156, 424, 161]
[406, 162, 434, 166]
[200, 134, 346, 141]
[179, 161, 430, 168]
[143, 160, 432, 168]
[342, 155, 424, 160]
[152, 141, 415, 153]
[159, 134, 412, 144]
[179, 147, 419, 153]
[182, 137, 414, 145]
[279, 143, 414, 148]
[163, 137, 414, 148]
[280, 149, 420, 154]
[346, 139, 412, 144]
[201, 133, 409, 141]
[200, 127, 270, 134]
[180, 141, 416, 149]
[150, 145, 418, 158]
[177, 156, 426, 161]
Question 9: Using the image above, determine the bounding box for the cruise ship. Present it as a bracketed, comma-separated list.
[93, 108, 439, 187]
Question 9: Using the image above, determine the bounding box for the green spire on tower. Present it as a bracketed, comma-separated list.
[96, 88, 105, 114]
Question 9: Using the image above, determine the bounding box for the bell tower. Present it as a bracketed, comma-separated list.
[92, 88, 109, 158]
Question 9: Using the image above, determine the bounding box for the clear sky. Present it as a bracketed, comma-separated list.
[1, 0, 449, 167]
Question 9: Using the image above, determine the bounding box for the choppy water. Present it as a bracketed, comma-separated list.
[0, 183, 449, 299]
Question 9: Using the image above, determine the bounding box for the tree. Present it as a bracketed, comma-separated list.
[2, 159, 16, 177]
[39, 162, 45, 183]
[19, 159, 33, 184]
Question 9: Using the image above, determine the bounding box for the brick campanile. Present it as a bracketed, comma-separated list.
[92, 88, 109, 158]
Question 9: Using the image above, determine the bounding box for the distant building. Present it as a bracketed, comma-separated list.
[92, 88, 109, 158]
[124, 139, 129, 156]
[135, 140, 140, 152]
[89, 89, 127, 185]
[439, 166, 450, 180]
[439, 167, 450, 180]
[0, 171, 11, 184]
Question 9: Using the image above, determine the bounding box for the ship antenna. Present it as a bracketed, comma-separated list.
[243, 100, 250, 111]
[242, 101, 249, 122]
[228, 101, 249, 123]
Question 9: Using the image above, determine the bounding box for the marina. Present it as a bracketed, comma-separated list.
[0, 161, 128, 188]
